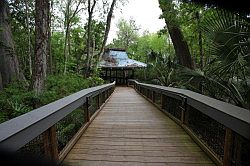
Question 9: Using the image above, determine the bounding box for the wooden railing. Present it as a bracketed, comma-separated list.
[128, 80, 250, 166]
[0, 82, 115, 161]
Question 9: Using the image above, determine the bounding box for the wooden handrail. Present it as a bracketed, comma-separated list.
[128, 79, 250, 166]
[128, 80, 250, 139]
[0, 82, 115, 152]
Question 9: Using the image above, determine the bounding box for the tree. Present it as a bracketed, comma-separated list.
[31, 0, 49, 94]
[128, 32, 172, 63]
[111, 18, 139, 50]
[8, 0, 35, 78]
[24, 0, 33, 76]
[159, 0, 194, 69]
[0, 0, 25, 90]
[63, 0, 84, 74]
[98, 0, 117, 58]
[85, 0, 97, 77]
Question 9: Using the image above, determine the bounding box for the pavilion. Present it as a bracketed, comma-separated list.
[99, 48, 147, 85]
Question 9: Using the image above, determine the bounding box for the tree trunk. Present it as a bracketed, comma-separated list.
[0, 72, 3, 90]
[159, 0, 193, 69]
[166, 24, 194, 69]
[0, 0, 24, 90]
[86, 0, 97, 77]
[63, 25, 70, 74]
[24, 0, 33, 77]
[47, 0, 53, 74]
[63, 0, 83, 74]
[31, 0, 49, 94]
[98, 0, 117, 59]
[63, 0, 71, 75]
[196, 11, 203, 70]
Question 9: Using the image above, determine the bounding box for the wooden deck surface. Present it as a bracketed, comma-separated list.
[64, 87, 214, 166]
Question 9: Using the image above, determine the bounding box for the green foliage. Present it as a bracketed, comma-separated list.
[57, 123, 75, 147]
[0, 81, 34, 121]
[128, 32, 174, 63]
[9, 0, 35, 78]
[109, 18, 139, 49]
[133, 1, 250, 109]
[0, 112, 8, 124]
[57, 108, 84, 149]
[51, 32, 65, 73]
[91, 20, 105, 50]
[7, 100, 30, 117]
[0, 74, 104, 123]
[201, 9, 250, 78]
[158, 0, 179, 26]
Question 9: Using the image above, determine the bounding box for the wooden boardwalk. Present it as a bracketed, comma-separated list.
[64, 87, 214, 166]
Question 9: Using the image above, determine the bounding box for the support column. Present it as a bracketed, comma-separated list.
[43, 126, 59, 160]
[223, 128, 234, 166]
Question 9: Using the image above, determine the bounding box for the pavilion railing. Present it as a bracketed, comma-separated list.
[128, 80, 250, 166]
[0, 82, 115, 161]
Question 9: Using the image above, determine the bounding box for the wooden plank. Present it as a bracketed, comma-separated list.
[66, 154, 213, 163]
[64, 87, 214, 165]
[73, 140, 197, 147]
[68, 148, 205, 156]
[65, 160, 215, 166]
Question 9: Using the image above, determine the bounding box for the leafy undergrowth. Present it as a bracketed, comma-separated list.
[0, 74, 104, 123]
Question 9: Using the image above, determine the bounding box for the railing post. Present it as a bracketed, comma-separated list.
[223, 128, 234, 166]
[184, 105, 190, 125]
[161, 93, 166, 110]
[181, 97, 187, 124]
[102, 91, 105, 103]
[97, 94, 100, 109]
[43, 125, 58, 160]
[152, 91, 155, 103]
[85, 97, 90, 122]
[104, 89, 107, 100]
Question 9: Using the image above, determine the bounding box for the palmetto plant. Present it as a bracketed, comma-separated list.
[7, 100, 30, 117]
[177, 67, 248, 108]
[151, 54, 179, 87]
[181, 9, 250, 109]
[202, 9, 249, 78]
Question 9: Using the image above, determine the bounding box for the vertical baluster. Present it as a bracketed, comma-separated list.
[181, 97, 187, 124]
[223, 128, 234, 166]
[161, 94, 166, 110]
[97, 94, 100, 109]
[152, 91, 155, 103]
[85, 97, 90, 122]
[184, 105, 190, 125]
[43, 126, 58, 160]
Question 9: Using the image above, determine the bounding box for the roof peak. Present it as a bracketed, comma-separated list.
[105, 48, 126, 52]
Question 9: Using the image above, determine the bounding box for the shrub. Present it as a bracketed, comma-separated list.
[0, 74, 104, 122]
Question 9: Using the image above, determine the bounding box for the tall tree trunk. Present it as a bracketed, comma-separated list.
[63, 0, 71, 75]
[63, 0, 83, 74]
[196, 11, 203, 70]
[159, 0, 193, 69]
[24, 0, 32, 77]
[90, 35, 95, 69]
[0, 0, 25, 90]
[31, 0, 49, 94]
[63, 24, 70, 74]
[86, 0, 97, 77]
[0, 72, 2, 90]
[47, 0, 53, 74]
[166, 24, 193, 69]
[98, 0, 117, 59]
